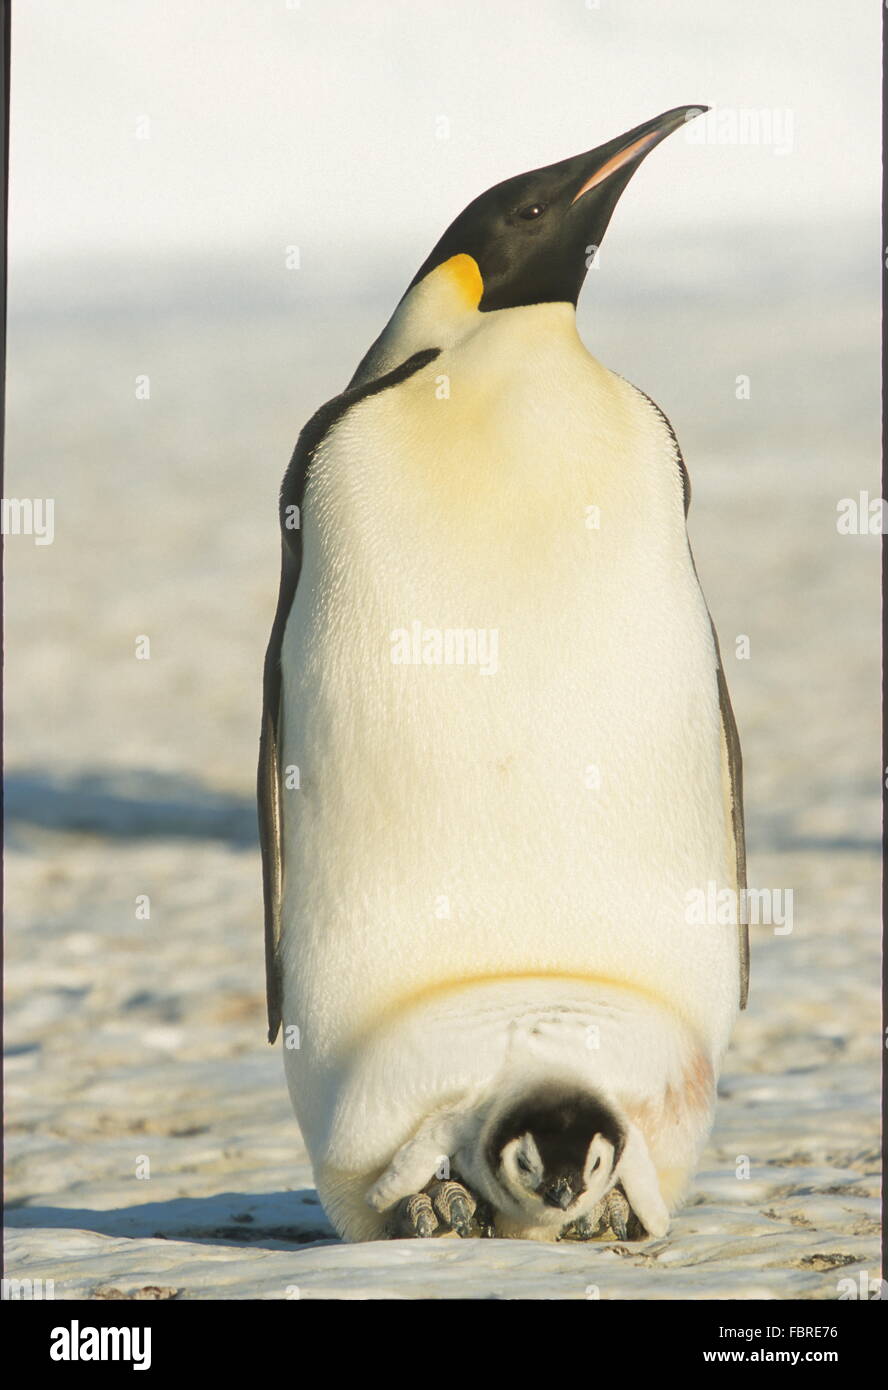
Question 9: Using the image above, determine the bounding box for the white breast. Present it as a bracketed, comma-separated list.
[279, 302, 738, 1149]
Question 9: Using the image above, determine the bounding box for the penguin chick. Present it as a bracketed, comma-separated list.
[363, 1032, 676, 1244]
[483, 1086, 625, 1229]
[369, 1087, 630, 1240]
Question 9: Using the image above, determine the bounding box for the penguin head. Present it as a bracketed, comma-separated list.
[482, 1084, 626, 1225]
[407, 105, 707, 315]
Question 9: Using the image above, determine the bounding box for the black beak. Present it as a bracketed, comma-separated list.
[567, 105, 709, 211]
[542, 1178, 577, 1211]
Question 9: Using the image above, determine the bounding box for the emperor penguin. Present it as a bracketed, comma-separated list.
[259, 106, 748, 1243]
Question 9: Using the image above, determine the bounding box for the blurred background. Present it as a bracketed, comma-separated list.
[3, 0, 882, 1297]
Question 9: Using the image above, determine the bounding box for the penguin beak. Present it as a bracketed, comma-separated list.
[542, 1177, 578, 1210]
[534, 104, 708, 286]
[569, 105, 709, 208]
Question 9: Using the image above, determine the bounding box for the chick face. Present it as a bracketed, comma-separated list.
[483, 1086, 626, 1228]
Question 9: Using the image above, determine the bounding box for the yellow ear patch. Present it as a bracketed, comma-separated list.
[440, 253, 484, 309]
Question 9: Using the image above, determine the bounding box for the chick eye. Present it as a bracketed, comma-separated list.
[517, 202, 547, 221]
[517, 1155, 533, 1174]
[591, 1157, 601, 1172]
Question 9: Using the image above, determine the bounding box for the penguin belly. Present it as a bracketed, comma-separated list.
[278, 304, 739, 1185]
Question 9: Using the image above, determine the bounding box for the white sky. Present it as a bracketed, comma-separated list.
[8, 0, 881, 269]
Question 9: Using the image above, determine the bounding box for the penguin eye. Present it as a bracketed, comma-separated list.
[516, 1154, 533, 1174]
[591, 1156, 601, 1172]
[517, 202, 547, 221]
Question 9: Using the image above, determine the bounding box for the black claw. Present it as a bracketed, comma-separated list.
[415, 1209, 437, 1238]
[449, 1195, 474, 1237]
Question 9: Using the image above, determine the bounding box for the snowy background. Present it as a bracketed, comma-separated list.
[4, 0, 881, 1298]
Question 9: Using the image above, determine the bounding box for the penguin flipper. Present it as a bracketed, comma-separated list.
[258, 347, 442, 1043]
[258, 541, 299, 1044]
[704, 608, 749, 1008]
[715, 651, 749, 1008]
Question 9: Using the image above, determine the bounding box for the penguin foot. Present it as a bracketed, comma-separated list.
[390, 1191, 438, 1238]
[428, 1178, 477, 1237]
[560, 1210, 606, 1240]
[560, 1185, 647, 1242]
[602, 1186, 631, 1240]
[387, 1180, 485, 1238]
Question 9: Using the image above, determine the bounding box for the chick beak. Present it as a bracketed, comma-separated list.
[542, 1177, 577, 1211]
